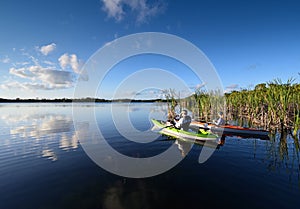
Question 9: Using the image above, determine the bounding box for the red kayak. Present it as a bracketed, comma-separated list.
[190, 121, 269, 138]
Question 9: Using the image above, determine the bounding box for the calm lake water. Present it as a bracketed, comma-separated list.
[0, 103, 299, 209]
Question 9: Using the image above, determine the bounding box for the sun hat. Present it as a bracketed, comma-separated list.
[181, 110, 188, 115]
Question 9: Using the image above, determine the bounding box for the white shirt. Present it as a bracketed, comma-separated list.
[215, 117, 225, 126]
[175, 115, 192, 130]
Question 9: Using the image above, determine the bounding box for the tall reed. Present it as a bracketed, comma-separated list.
[221, 79, 298, 131]
[184, 78, 299, 133]
[191, 89, 225, 122]
[163, 78, 299, 135]
[162, 89, 179, 120]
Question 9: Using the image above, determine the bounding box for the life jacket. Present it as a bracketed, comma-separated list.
[181, 115, 192, 131]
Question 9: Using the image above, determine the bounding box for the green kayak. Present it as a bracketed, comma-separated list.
[151, 119, 219, 141]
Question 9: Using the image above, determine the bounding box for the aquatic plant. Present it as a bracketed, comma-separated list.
[184, 78, 299, 132]
[225, 78, 299, 132]
[162, 77, 299, 134]
[162, 89, 179, 120]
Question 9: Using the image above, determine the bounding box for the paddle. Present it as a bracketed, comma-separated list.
[151, 124, 173, 132]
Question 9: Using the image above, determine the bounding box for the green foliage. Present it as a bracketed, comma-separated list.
[225, 78, 299, 131]
[162, 78, 299, 132]
[191, 89, 225, 122]
[162, 89, 179, 119]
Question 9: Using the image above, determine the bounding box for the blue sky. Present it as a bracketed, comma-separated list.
[0, 0, 299, 99]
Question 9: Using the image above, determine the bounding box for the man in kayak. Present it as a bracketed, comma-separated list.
[213, 111, 225, 126]
[174, 110, 192, 131]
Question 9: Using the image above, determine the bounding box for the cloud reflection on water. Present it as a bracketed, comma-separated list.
[42, 149, 58, 161]
[0, 109, 79, 161]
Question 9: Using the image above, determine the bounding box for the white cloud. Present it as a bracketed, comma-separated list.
[195, 83, 206, 90]
[0, 80, 51, 91]
[101, 0, 165, 23]
[0, 81, 24, 90]
[58, 53, 69, 69]
[2, 44, 85, 91]
[226, 84, 239, 89]
[1, 81, 52, 90]
[102, 0, 124, 21]
[36, 68, 73, 85]
[40, 43, 56, 55]
[58, 53, 82, 74]
[128, 0, 163, 23]
[5, 65, 75, 90]
[0, 80, 73, 91]
[14, 61, 30, 67]
[30, 55, 40, 65]
[1, 56, 10, 63]
[43, 60, 56, 66]
[10, 67, 35, 79]
[69, 54, 81, 74]
[225, 84, 239, 93]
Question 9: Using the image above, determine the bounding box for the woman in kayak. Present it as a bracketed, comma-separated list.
[174, 110, 192, 131]
[213, 111, 225, 126]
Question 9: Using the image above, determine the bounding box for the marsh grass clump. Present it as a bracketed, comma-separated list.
[163, 78, 299, 138]
[224, 78, 299, 133]
[162, 89, 179, 120]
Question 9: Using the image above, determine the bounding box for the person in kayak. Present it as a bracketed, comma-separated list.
[174, 110, 192, 131]
[167, 110, 179, 127]
[213, 111, 225, 126]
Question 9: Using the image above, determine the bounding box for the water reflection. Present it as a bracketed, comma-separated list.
[62, 178, 163, 209]
[265, 132, 300, 183]
[163, 135, 223, 158]
[0, 107, 79, 161]
[42, 149, 58, 161]
[102, 180, 160, 209]
[60, 133, 79, 150]
[8, 114, 73, 137]
[0, 104, 300, 209]
[175, 139, 192, 157]
[163, 127, 300, 186]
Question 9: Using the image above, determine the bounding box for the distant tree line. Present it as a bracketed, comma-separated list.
[0, 97, 166, 103]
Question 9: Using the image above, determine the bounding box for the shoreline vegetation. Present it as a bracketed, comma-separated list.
[166, 79, 300, 136]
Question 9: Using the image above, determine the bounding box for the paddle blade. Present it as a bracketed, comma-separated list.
[151, 125, 163, 132]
